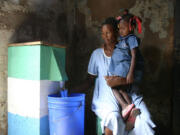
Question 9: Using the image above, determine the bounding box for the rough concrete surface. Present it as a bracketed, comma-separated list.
[0, 0, 175, 135]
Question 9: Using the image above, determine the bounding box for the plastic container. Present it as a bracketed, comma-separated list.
[48, 93, 85, 135]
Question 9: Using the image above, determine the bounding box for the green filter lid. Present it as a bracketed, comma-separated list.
[8, 41, 68, 81]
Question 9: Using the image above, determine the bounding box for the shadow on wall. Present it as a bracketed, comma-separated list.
[65, 8, 100, 135]
[8, 1, 99, 135]
[142, 45, 172, 100]
[8, 6, 173, 135]
[10, 12, 68, 44]
[140, 45, 173, 135]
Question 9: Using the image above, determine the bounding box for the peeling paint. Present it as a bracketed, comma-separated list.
[71, 1, 174, 134]
[0, 1, 31, 13]
[130, 0, 174, 39]
[0, 1, 68, 134]
[0, 0, 175, 134]
[76, 0, 93, 28]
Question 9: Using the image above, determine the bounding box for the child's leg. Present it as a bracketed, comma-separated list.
[113, 89, 134, 119]
[125, 108, 141, 131]
[119, 89, 134, 118]
[112, 89, 128, 110]
[119, 90, 132, 105]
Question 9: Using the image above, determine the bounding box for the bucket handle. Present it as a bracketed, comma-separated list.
[52, 101, 84, 123]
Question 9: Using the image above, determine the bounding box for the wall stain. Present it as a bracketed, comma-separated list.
[74, 0, 174, 133]
[130, 0, 174, 39]
[87, 0, 136, 22]
[0, 0, 175, 134]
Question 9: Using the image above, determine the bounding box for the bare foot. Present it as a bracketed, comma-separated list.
[125, 108, 141, 131]
[122, 104, 135, 120]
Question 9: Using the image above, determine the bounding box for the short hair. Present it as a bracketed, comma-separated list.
[102, 17, 118, 33]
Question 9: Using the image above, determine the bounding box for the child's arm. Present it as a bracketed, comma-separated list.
[127, 48, 137, 84]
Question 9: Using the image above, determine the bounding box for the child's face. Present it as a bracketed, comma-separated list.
[101, 24, 116, 44]
[118, 20, 130, 37]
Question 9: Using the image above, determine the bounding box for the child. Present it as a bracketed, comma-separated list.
[106, 10, 144, 124]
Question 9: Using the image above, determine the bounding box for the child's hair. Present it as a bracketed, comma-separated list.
[117, 9, 142, 34]
[102, 17, 119, 33]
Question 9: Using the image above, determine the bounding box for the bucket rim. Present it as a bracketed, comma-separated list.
[48, 93, 85, 101]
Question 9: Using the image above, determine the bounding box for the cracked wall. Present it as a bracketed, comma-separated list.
[0, 0, 175, 134]
[0, 1, 69, 134]
[69, 0, 174, 134]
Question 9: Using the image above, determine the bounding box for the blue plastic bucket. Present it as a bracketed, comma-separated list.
[48, 93, 85, 135]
